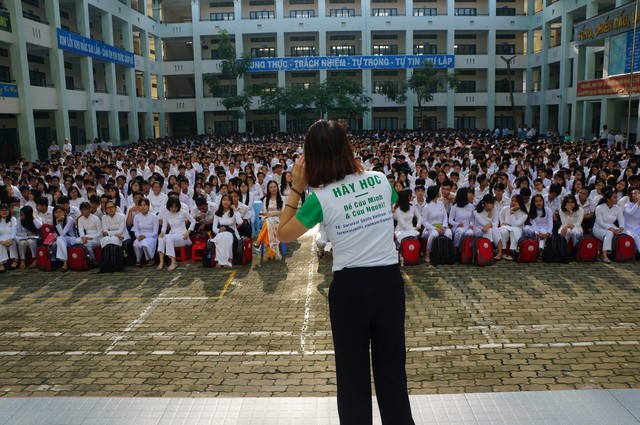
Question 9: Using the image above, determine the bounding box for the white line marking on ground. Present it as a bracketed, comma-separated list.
[300, 227, 318, 354]
[450, 277, 496, 344]
[1, 340, 637, 357]
[103, 274, 182, 354]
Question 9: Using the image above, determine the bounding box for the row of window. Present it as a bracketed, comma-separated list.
[205, 7, 518, 20]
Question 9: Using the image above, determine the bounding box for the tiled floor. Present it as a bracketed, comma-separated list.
[1, 390, 639, 425]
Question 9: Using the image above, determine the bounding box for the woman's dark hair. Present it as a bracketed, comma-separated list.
[426, 185, 439, 204]
[528, 194, 546, 219]
[561, 194, 579, 213]
[52, 205, 67, 231]
[512, 195, 529, 214]
[476, 194, 495, 213]
[0, 204, 10, 224]
[20, 206, 38, 233]
[453, 187, 470, 208]
[394, 189, 412, 213]
[166, 197, 181, 211]
[263, 180, 283, 211]
[138, 198, 150, 207]
[597, 188, 615, 206]
[215, 194, 234, 218]
[280, 171, 292, 194]
[303, 120, 364, 187]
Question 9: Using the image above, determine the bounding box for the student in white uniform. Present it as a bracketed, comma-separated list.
[593, 189, 626, 263]
[499, 195, 529, 260]
[473, 194, 503, 260]
[523, 194, 553, 251]
[0, 204, 18, 272]
[132, 198, 159, 267]
[559, 194, 584, 246]
[147, 182, 169, 215]
[277, 120, 415, 425]
[393, 188, 422, 243]
[100, 201, 129, 248]
[35, 197, 54, 225]
[448, 187, 475, 248]
[421, 185, 453, 263]
[53, 205, 77, 272]
[157, 198, 195, 272]
[16, 206, 42, 269]
[623, 187, 640, 253]
[211, 194, 243, 268]
[76, 202, 103, 262]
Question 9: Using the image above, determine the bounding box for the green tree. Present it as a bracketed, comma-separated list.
[377, 81, 408, 105]
[202, 29, 253, 126]
[408, 61, 459, 129]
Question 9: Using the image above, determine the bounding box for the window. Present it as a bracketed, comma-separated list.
[373, 70, 398, 76]
[496, 43, 516, 54]
[330, 8, 355, 16]
[210, 12, 234, 20]
[374, 117, 398, 130]
[250, 47, 276, 57]
[373, 0, 397, 2]
[289, 9, 315, 17]
[250, 37, 276, 42]
[29, 70, 47, 87]
[65, 76, 74, 90]
[495, 80, 515, 92]
[414, 33, 437, 39]
[496, 33, 516, 39]
[496, 7, 516, 15]
[414, 0, 437, 2]
[413, 8, 437, 15]
[330, 35, 356, 40]
[414, 44, 438, 54]
[290, 46, 317, 56]
[330, 0, 354, 3]
[0, 48, 9, 57]
[290, 0, 314, 3]
[373, 81, 401, 92]
[372, 45, 398, 55]
[249, 10, 275, 19]
[250, 72, 277, 79]
[0, 65, 10, 83]
[22, 0, 39, 6]
[27, 54, 45, 64]
[457, 80, 476, 92]
[455, 116, 476, 129]
[330, 45, 355, 56]
[454, 8, 477, 15]
[249, 0, 274, 5]
[373, 34, 398, 40]
[456, 33, 477, 39]
[64, 62, 73, 70]
[455, 44, 476, 54]
[291, 82, 316, 90]
[60, 10, 69, 19]
[290, 35, 315, 41]
[291, 72, 317, 78]
[372, 8, 397, 16]
[210, 1, 234, 6]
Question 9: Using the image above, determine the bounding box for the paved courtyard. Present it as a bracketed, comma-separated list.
[0, 229, 639, 399]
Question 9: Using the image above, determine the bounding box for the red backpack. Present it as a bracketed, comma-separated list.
[36, 245, 56, 272]
[400, 236, 421, 266]
[517, 238, 538, 263]
[611, 235, 636, 263]
[68, 244, 93, 271]
[233, 237, 253, 265]
[472, 237, 494, 266]
[573, 236, 598, 262]
[460, 236, 475, 265]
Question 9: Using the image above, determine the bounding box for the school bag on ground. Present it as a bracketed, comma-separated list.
[573, 236, 598, 262]
[430, 235, 455, 265]
[472, 237, 494, 266]
[517, 237, 538, 263]
[99, 244, 124, 273]
[233, 236, 253, 265]
[68, 244, 94, 271]
[203, 241, 216, 268]
[399, 236, 421, 266]
[36, 244, 57, 272]
[609, 234, 636, 263]
[542, 234, 570, 263]
[459, 235, 475, 265]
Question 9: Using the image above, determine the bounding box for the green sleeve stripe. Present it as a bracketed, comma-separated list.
[390, 181, 398, 204]
[296, 192, 323, 228]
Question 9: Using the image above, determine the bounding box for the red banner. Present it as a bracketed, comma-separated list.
[577, 74, 640, 97]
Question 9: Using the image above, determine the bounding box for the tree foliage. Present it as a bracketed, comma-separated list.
[202, 29, 253, 124]
[409, 61, 459, 129]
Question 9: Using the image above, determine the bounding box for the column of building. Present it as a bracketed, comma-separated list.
[76, 0, 98, 145]
[101, 11, 120, 144]
[405, 26, 414, 129]
[558, 11, 572, 135]
[47, 0, 71, 148]
[192, 0, 206, 136]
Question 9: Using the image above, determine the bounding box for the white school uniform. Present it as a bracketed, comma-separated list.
[0, 217, 18, 262]
[158, 210, 195, 258]
[593, 203, 625, 252]
[211, 211, 243, 267]
[100, 213, 129, 248]
[133, 212, 159, 262]
[77, 213, 103, 260]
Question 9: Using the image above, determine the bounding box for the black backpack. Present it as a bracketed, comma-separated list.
[542, 234, 570, 263]
[99, 244, 124, 273]
[203, 241, 216, 268]
[430, 235, 455, 265]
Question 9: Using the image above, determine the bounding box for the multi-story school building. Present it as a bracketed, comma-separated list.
[0, 0, 638, 161]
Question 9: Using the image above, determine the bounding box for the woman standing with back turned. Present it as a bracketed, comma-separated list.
[278, 120, 414, 425]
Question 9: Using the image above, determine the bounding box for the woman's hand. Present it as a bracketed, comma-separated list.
[138, 235, 146, 241]
[292, 154, 308, 190]
[483, 223, 491, 233]
[183, 230, 190, 240]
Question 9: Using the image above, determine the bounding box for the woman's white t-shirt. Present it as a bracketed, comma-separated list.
[296, 171, 398, 272]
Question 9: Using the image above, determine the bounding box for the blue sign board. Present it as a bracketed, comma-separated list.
[624, 30, 640, 74]
[246, 54, 455, 72]
[0, 83, 18, 98]
[56, 28, 134, 68]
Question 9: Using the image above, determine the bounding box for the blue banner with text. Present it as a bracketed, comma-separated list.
[56, 28, 134, 68]
[246, 55, 455, 72]
[0, 83, 18, 98]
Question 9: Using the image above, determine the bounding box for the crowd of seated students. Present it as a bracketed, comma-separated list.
[1, 128, 640, 273]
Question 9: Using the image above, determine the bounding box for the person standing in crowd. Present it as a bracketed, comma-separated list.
[62, 138, 73, 158]
[278, 120, 415, 425]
